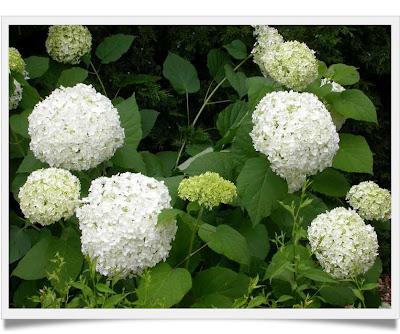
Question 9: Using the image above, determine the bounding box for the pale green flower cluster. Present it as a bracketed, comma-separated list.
[262, 40, 319, 90]
[46, 25, 92, 64]
[18, 168, 81, 226]
[9, 47, 26, 74]
[178, 172, 237, 210]
[346, 181, 391, 221]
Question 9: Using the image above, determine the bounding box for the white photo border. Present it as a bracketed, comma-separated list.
[1, 16, 399, 320]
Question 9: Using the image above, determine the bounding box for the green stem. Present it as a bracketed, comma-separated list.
[90, 62, 108, 97]
[185, 207, 204, 269]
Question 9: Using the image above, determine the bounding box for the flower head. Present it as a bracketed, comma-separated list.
[9, 47, 26, 74]
[76, 173, 176, 277]
[261, 40, 318, 90]
[18, 168, 81, 226]
[178, 172, 237, 210]
[9, 79, 23, 110]
[250, 91, 339, 192]
[251, 25, 284, 77]
[28, 83, 125, 171]
[346, 181, 391, 221]
[308, 207, 379, 279]
[46, 25, 92, 64]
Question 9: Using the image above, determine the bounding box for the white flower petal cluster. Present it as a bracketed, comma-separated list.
[261, 40, 319, 90]
[76, 172, 177, 277]
[308, 207, 379, 279]
[18, 168, 81, 226]
[9, 79, 23, 110]
[251, 25, 284, 77]
[346, 181, 391, 221]
[28, 83, 125, 171]
[250, 91, 339, 192]
[321, 78, 346, 130]
[46, 25, 92, 64]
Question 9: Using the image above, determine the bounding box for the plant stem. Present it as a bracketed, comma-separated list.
[185, 207, 204, 269]
[90, 62, 108, 97]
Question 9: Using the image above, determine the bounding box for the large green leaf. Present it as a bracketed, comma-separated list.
[24, 56, 49, 79]
[136, 263, 192, 308]
[207, 48, 231, 83]
[246, 76, 281, 112]
[319, 284, 356, 306]
[333, 134, 373, 174]
[17, 150, 47, 174]
[198, 223, 250, 265]
[236, 156, 287, 225]
[184, 151, 240, 181]
[223, 39, 247, 60]
[140, 109, 159, 138]
[10, 225, 31, 263]
[325, 64, 360, 85]
[238, 223, 270, 260]
[311, 168, 350, 197]
[10, 109, 30, 138]
[157, 175, 184, 206]
[326, 89, 377, 123]
[95, 34, 135, 64]
[216, 101, 248, 137]
[112, 147, 146, 172]
[20, 84, 41, 109]
[224, 65, 247, 98]
[57, 67, 88, 87]
[230, 114, 259, 162]
[162, 52, 200, 94]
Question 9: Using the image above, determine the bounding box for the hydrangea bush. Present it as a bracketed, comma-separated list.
[9, 25, 391, 309]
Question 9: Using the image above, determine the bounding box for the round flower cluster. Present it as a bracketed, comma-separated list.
[250, 91, 339, 193]
[321, 78, 346, 130]
[18, 168, 81, 226]
[76, 173, 177, 277]
[178, 172, 237, 210]
[28, 83, 125, 171]
[251, 25, 284, 77]
[9, 47, 26, 74]
[9, 79, 23, 110]
[261, 40, 319, 90]
[346, 181, 391, 221]
[45, 25, 92, 64]
[308, 207, 379, 279]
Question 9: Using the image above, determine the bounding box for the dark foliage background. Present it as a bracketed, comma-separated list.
[10, 25, 391, 271]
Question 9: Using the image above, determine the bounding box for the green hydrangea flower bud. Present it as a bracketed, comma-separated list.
[45, 25, 92, 64]
[9, 47, 26, 74]
[178, 172, 237, 210]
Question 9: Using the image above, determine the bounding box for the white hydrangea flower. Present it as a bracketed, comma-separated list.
[308, 207, 379, 279]
[251, 25, 284, 77]
[18, 168, 81, 226]
[261, 40, 319, 90]
[28, 83, 125, 171]
[346, 181, 391, 221]
[250, 91, 339, 192]
[9, 79, 23, 110]
[46, 25, 92, 64]
[321, 78, 346, 130]
[76, 172, 177, 277]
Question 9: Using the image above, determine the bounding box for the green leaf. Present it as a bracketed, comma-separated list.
[301, 268, 337, 283]
[207, 48, 231, 83]
[162, 52, 200, 94]
[325, 89, 377, 123]
[120, 74, 161, 87]
[246, 76, 281, 112]
[352, 289, 365, 303]
[157, 208, 182, 228]
[231, 114, 259, 162]
[192, 267, 250, 301]
[156, 151, 178, 177]
[113, 96, 142, 163]
[140, 109, 159, 138]
[184, 151, 240, 181]
[198, 224, 251, 265]
[95, 34, 135, 64]
[136, 263, 192, 308]
[17, 150, 47, 173]
[325, 64, 360, 85]
[224, 65, 247, 98]
[311, 168, 350, 197]
[12, 234, 55, 280]
[364, 258, 382, 284]
[236, 156, 287, 225]
[13, 280, 40, 308]
[333, 134, 373, 174]
[216, 101, 248, 137]
[141, 151, 164, 176]
[157, 175, 184, 206]
[223, 39, 247, 60]
[96, 283, 116, 294]
[25, 56, 49, 79]
[10, 225, 31, 263]
[20, 84, 41, 109]
[11, 174, 28, 201]
[238, 224, 270, 260]
[57, 67, 88, 87]
[319, 284, 356, 306]
[10, 109, 30, 138]
[191, 293, 233, 308]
